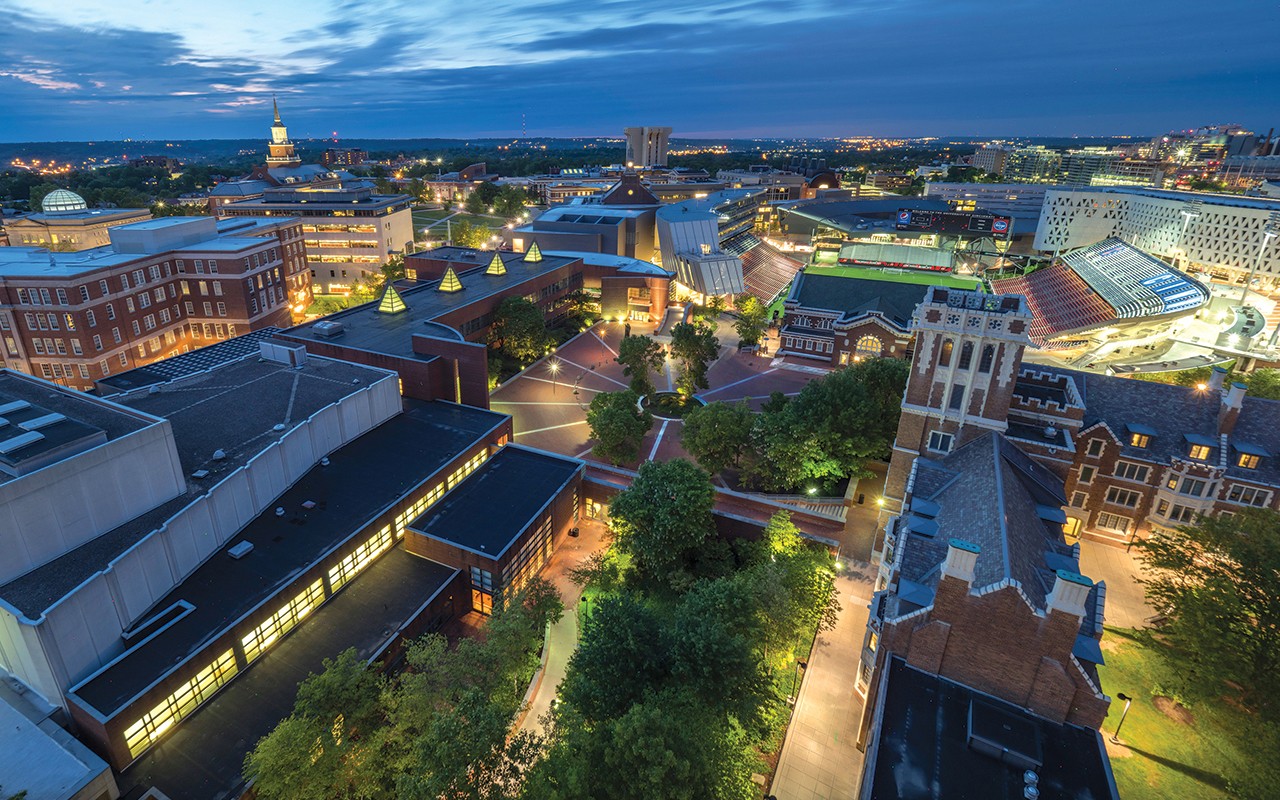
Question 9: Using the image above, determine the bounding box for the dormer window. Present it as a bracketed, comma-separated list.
[1189, 444, 1211, 460]
[1130, 432, 1149, 448]
[1239, 453, 1260, 469]
[1233, 443, 1269, 470]
[1184, 434, 1215, 461]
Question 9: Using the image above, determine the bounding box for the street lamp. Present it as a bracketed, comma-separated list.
[1110, 692, 1133, 744]
[548, 358, 561, 394]
[788, 659, 808, 705]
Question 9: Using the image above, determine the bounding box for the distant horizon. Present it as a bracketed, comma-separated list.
[0, 0, 1273, 144]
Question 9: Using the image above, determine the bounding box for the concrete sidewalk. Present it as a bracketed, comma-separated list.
[518, 608, 577, 737]
[770, 566, 875, 800]
[1079, 542, 1155, 629]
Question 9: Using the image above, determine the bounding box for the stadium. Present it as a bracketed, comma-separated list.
[991, 238, 1216, 368]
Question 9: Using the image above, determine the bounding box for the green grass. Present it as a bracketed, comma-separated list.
[1097, 627, 1273, 800]
[804, 264, 984, 290]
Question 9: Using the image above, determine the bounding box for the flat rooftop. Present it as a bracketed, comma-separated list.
[285, 251, 581, 359]
[865, 658, 1117, 800]
[0, 686, 113, 800]
[69, 399, 505, 716]
[96, 328, 284, 393]
[116, 548, 457, 800]
[789, 271, 932, 328]
[410, 445, 581, 558]
[0, 355, 394, 618]
[0, 371, 155, 485]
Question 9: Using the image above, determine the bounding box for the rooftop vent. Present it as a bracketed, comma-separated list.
[312, 320, 346, 338]
[0, 400, 31, 415]
[19, 413, 66, 431]
[0, 431, 44, 455]
[212, 449, 227, 460]
[228, 541, 254, 560]
[191, 469, 210, 479]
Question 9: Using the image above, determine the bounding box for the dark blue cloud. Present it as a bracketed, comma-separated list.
[0, 0, 1275, 142]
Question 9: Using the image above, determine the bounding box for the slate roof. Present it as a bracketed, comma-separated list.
[1025, 366, 1280, 487]
[790, 271, 928, 329]
[896, 432, 1077, 614]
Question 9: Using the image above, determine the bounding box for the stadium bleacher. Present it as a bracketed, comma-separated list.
[1062, 239, 1210, 318]
[735, 238, 805, 304]
[992, 264, 1114, 345]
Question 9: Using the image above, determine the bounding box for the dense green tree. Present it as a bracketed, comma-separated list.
[681, 401, 755, 475]
[608, 458, 718, 595]
[448, 218, 493, 249]
[586, 390, 652, 465]
[488, 296, 550, 365]
[1246, 368, 1280, 400]
[731, 295, 770, 347]
[669, 321, 720, 397]
[614, 334, 665, 395]
[558, 595, 672, 724]
[244, 649, 389, 800]
[750, 358, 908, 491]
[1139, 509, 1280, 718]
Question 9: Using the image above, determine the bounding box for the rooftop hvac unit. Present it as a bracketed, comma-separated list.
[312, 320, 345, 338]
[228, 541, 254, 559]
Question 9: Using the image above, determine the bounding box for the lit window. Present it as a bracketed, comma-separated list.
[241, 580, 325, 664]
[122, 649, 237, 757]
[1238, 453, 1260, 469]
[1189, 444, 1211, 460]
[1129, 433, 1149, 448]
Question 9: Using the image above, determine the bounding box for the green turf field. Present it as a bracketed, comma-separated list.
[804, 264, 984, 290]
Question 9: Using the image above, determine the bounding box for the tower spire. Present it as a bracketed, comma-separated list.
[273, 95, 281, 125]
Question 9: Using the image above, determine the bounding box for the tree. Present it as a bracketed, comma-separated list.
[1139, 509, 1280, 718]
[615, 334, 665, 396]
[608, 458, 719, 595]
[732, 295, 769, 347]
[244, 649, 389, 800]
[670, 321, 719, 397]
[681, 401, 754, 475]
[586, 390, 652, 465]
[558, 595, 672, 724]
[488, 296, 549, 365]
[1246, 369, 1280, 400]
[449, 218, 492, 249]
[750, 358, 908, 491]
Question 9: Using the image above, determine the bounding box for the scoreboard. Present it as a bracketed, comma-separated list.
[895, 209, 1013, 241]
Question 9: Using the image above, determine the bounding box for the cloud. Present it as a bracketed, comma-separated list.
[0, 0, 1274, 141]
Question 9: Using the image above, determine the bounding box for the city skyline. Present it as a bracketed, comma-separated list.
[0, 0, 1276, 142]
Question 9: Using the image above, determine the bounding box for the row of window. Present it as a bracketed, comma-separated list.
[784, 336, 833, 355]
[328, 524, 394, 592]
[1086, 435, 1263, 469]
[937, 339, 996, 373]
[1073, 482, 1272, 512]
[122, 649, 238, 758]
[241, 580, 326, 664]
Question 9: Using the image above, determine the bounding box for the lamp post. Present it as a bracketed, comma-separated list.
[1240, 228, 1277, 307]
[1110, 692, 1133, 744]
[548, 358, 561, 394]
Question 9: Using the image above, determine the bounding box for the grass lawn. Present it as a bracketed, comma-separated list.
[1097, 627, 1272, 800]
[804, 264, 984, 290]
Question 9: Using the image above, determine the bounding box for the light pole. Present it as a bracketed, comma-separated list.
[548, 358, 561, 394]
[789, 659, 808, 705]
[1110, 692, 1133, 744]
[1239, 228, 1277, 307]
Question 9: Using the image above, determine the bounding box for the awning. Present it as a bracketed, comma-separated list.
[1183, 433, 1217, 447]
[1126, 422, 1158, 436]
[898, 578, 935, 609]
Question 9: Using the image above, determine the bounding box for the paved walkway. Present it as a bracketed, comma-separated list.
[770, 565, 875, 800]
[1078, 542, 1155, 630]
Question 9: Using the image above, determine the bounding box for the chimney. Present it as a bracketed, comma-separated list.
[941, 538, 981, 585]
[1046, 570, 1093, 618]
[1207, 366, 1228, 393]
[1219, 381, 1247, 435]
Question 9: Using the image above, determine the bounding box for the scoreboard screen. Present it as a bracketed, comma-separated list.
[895, 209, 1013, 240]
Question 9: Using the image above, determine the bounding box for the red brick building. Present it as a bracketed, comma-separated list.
[0, 216, 311, 390]
[776, 271, 926, 365]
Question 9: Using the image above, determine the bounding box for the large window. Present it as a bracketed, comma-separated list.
[328, 524, 393, 591]
[1105, 487, 1141, 508]
[1096, 512, 1132, 534]
[1166, 476, 1207, 497]
[855, 335, 882, 359]
[1113, 461, 1149, 482]
[927, 430, 953, 454]
[1087, 439, 1105, 457]
[123, 649, 237, 757]
[395, 482, 447, 533]
[241, 580, 325, 664]
[503, 515, 554, 600]
[447, 450, 488, 489]
[1226, 484, 1270, 507]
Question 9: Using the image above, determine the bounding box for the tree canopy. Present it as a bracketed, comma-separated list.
[585, 390, 652, 466]
[614, 334, 665, 396]
[682, 400, 755, 475]
[732, 295, 770, 347]
[608, 458, 720, 596]
[1139, 508, 1280, 719]
[488, 296, 550, 366]
[669, 321, 720, 397]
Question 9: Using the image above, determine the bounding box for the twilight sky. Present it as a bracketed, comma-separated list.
[0, 0, 1276, 142]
